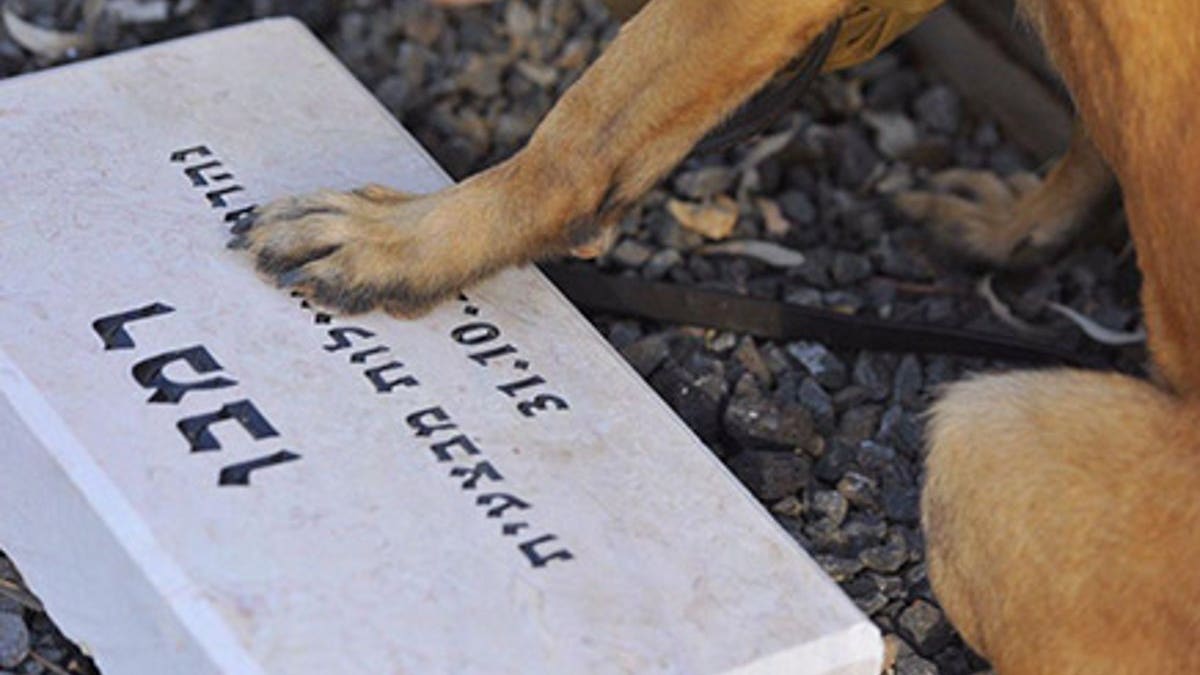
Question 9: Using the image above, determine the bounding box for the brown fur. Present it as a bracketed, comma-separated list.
[234, 2, 1200, 670]
[897, 124, 1114, 266]
[922, 2, 1200, 672]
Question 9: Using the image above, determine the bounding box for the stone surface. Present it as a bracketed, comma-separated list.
[0, 20, 880, 675]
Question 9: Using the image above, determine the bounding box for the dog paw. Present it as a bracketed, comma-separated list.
[896, 169, 1068, 267]
[228, 184, 471, 317]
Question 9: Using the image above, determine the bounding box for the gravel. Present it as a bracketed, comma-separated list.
[0, 612, 29, 669]
[0, 1, 1147, 673]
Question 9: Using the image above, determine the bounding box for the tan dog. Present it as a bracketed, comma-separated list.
[231, 2, 1200, 671]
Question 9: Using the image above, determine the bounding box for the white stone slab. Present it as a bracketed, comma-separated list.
[0, 19, 882, 675]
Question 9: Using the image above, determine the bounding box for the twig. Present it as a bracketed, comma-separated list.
[29, 650, 73, 675]
[0, 578, 43, 612]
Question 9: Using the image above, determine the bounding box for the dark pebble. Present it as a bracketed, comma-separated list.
[787, 342, 848, 389]
[620, 334, 671, 376]
[892, 355, 924, 407]
[649, 363, 725, 442]
[797, 378, 836, 435]
[726, 451, 811, 502]
[913, 85, 962, 135]
[837, 471, 880, 510]
[723, 375, 814, 451]
[811, 489, 849, 526]
[815, 555, 864, 582]
[852, 352, 892, 402]
[896, 653, 939, 675]
[609, 239, 655, 268]
[898, 599, 956, 656]
[859, 532, 910, 573]
[778, 189, 817, 226]
[877, 405, 924, 458]
[815, 438, 857, 483]
[838, 405, 882, 445]
[642, 248, 683, 280]
[0, 612, 28, 669]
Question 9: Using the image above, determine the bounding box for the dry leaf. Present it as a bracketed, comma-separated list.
[755, 197, 791, 238]
[975, 275, 1044, 336]
[2, 2, 93, 58]
[697, 240, 805, 268]
[736, 124, 797, 172]
[107, 0, 197, 24]
[667, 195, 738, 240]
[1046, 302, 1146, 346]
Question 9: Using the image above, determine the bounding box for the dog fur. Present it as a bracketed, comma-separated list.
[232, 2, 1200, 671]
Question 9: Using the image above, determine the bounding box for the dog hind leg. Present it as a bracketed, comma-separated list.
[923, 369, 1200, 674]
[897, 123, 1114, 267]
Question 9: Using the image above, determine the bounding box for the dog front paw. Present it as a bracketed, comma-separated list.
[229, 184, 476, 317]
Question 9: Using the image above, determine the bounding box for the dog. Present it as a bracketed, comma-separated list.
[231, 1, 1200, 671]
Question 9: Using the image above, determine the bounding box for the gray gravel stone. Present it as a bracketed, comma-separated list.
[877, 405, 923, 457]
[863, 110, 919, 159]
[882, 481, 921, 524]
[837, 405, 882, 445]
[892, 355, 924, 407]
[797, 378, 836, 435]
[0, 613, 28, 669]
[833, 126, 881, 187]
[811, 490, 849, 527]
[831, 251, 873, 285]
[723, 375, 814, 451]
[726, 451, 811, 502]
[837, 471, 879, 509]
[852, 352, 892, 402]
[777, 190, 816, 226]
[673, 166, 735, 200]
[620, 334, 670, 376]
[899, 599, 955, 656]
[896, 653, 939, 675]
[860, 532, 910, 573]
[855, 592, 890, 616]
[609, 238, 655, 268]
[833, 384, 872, 411]
[787, 342, 848, 389]
[814, 438, 857, 483]
[732, 338, 773, 386]
[649, 363, 725, 442]
[914, 85, 962, 135]
[815, 555, 864, 582]
[641, 248, 682, 280]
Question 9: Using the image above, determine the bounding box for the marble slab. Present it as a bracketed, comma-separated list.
[0, 19, 882, 674]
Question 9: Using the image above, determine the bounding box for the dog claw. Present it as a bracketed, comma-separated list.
[229, 210, 259, 234]
[276, 268, 309, 288]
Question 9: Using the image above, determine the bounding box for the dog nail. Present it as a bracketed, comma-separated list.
[229, 211, 258, 234]
[276, 269, 308, 287]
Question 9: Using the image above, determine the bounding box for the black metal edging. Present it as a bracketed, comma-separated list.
[540, 263, 1097, 367]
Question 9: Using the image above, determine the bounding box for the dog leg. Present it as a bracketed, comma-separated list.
[925, 5, 1200, 670]
[1014, 1, 1200, 393]
[233, 0, 855, 316]
[923, 369, 1200, 674]
[896, 123, 1114, 267]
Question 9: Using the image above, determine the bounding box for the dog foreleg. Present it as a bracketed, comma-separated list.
[234, 0, 855, 316]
